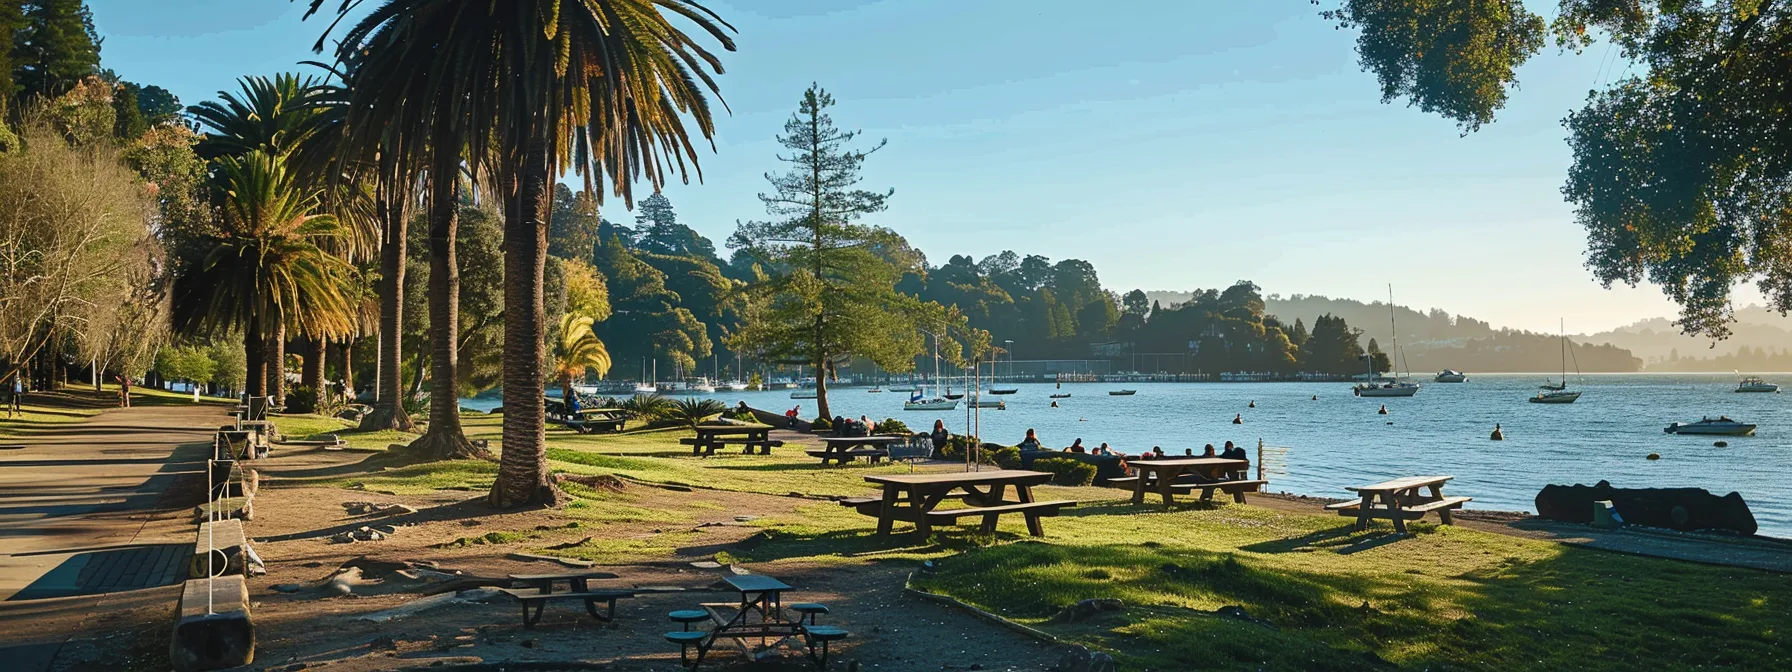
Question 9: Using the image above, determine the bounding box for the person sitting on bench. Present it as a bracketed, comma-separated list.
[1201, 444, 1217, 457]
[1066, 438, 1086, 454]
[930, 420, 949, 457]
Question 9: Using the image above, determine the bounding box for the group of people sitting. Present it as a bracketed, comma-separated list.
[827, 414, 882, 437]
[1017, 428, 1249, 462]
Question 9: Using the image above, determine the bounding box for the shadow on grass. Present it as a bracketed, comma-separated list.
[254, 496, 495, 543]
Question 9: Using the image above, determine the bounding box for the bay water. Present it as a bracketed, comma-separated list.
[466, 373, 1792, 537]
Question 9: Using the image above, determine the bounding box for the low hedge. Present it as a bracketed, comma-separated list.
[1031, 457, 1097, 486]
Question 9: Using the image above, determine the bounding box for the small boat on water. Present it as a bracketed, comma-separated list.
[724, 380, 749, 391]
[989, 388, 1019, 395]
[1529, 390, 1582, 404]
[944, 392, 964, 400]
[790, 390, 818, 399]
[904, 334, 959, 411]
[1434, 370, 1468, 383]
[1354, 382, 1420, 397]
[1050, 393, 1071, 399]
[968, 398, 1006, 409]
[1109, 390, 1137, 396]
[1736, 376, 1781, 393]
[632, 383, 658, 395]
[867, 387, 883, 393]
[1665, 417, 1756, 436]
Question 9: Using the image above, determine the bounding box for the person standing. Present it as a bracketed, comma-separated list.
[8, 373, 21, 418]
[114, 374, 132, 408]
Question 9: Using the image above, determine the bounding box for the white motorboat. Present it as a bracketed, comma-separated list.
[967, 395, 1006, 409]
[724, 380, 749, 391]
[1736, 377, 1780, 393]
[790, 390, 818, 399]
[1434, 370, 1468, 383]
[685, 378, 717, 394]
[1664, 417, 1756, 436]
[632, 383, 658, 395]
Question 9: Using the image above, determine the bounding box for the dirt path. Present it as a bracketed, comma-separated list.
[0, 401, 228, 671]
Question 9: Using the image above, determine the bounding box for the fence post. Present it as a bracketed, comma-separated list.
[1256, 438, 1263, 482]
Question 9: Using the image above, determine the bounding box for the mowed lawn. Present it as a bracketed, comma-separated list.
[273, 410, 1791, 671]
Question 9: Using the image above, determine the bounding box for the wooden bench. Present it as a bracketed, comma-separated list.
[680, 436, 784, 456]
[923, 500, 1076, 536]
[1327, 496, 1472, 519]
[1169, 478, 1268, 504]
[497, 587, 636, 628]
[805, 448, 888, 465]
[1332, 475, 1469, 533]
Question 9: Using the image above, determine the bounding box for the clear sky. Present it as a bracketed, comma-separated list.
[87, 0, 1761, 334]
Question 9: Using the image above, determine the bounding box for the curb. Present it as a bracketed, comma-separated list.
[901, 571, 1061, 645]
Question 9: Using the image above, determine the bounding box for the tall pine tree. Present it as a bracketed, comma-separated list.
[729, 84, 973, 418]
[12, 0, 101, 102]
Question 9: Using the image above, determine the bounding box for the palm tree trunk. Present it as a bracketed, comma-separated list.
[301, 336, 325, 408]
[338, 338, 355, 399]
[489, 137, 557, 507]
[245, 319, 266, 398]
[361, 188, 414, 431]
[406, 136, 480, 460]
[266, 321, 286, 406]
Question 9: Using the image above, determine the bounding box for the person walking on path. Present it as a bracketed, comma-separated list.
[114, 374, 132, 408]
[8, 373, 21, 418]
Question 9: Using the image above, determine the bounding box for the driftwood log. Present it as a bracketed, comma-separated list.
[1535, 480, 1757, 535]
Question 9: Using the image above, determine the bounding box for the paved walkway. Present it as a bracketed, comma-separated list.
[0, 401, 226, 670]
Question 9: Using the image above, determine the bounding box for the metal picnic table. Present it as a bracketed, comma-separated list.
[698, 574, 802, 663]
[500, 570, 632, 627]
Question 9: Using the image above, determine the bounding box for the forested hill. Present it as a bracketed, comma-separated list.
[1585, 305, 1792, 370]
[1145, 291, 1642, 373]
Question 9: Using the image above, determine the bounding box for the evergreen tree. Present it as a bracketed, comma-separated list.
[730, 84, 970, 418]
[110, 80, 145, 138]
[12, 0, 101, 101]
[633, 192, 715, 259]
[1288, 317, 1309, 347]
[0, 1, 24, 115]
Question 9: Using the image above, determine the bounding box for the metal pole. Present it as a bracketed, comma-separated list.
[1256, 438, 1264, 482]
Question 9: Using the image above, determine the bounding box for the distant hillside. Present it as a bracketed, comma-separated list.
[1144, 290, 1641, 373]
[1584, 305, 1792, 368]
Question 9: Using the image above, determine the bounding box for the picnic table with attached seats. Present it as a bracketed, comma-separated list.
[840, 470, 1075, 537]
[1325, 475, 1471, 534]
[680, 423, 783, 456]
[666, 573, 848, 669]
[807, 435, 905, 465]
[564, 408, 625, 433]
[498, 570, 633, 628]
[1113, 457, 1262, 508]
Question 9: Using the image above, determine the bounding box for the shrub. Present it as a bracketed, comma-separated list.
[726, 409, 757, 422]
[1032, 457, 1096, 486]
[877, 418, 910, 434]
[286, 385, 320, 414]
[940, 437, 1021, 468]
[620, 393, 674, 422]
[668, 397, 728, 429]
[810, 416, 832, 432]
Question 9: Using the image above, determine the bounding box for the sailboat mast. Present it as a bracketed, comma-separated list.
[1386, 284, 1400, 380]
[1560, 318, 1566, 383]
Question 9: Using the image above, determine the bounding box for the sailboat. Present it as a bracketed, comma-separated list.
[1530, 319, 1582, 404]
[905, 333, 960, 411]
[1354, 285, 1420, 398]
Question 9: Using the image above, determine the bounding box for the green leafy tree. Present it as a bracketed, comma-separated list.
[730, 84, 959, 419]
[1326, 1, 1792, 338]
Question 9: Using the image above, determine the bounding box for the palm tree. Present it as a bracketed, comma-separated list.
[170, 150, 358, 392]
[305, 0, 735, 507]
[552, 314, 613, 409]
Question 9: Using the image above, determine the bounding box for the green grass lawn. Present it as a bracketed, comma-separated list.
[285, 408, 1790, 670]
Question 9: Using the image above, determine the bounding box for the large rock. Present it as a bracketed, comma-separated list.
[171, 574, 254, 671]
[1535, 481, 1757, 535]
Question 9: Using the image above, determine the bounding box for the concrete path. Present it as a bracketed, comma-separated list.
[0, 401, 227, 670]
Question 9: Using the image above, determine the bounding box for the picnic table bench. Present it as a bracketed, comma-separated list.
[807, 435, 905, 465]
[1114, 457, 1261, 507]
[670, 574, 846, 669]
[681, 424, 783, 456]
[846, 470, 1075, 537]
[1325, 475, 1471, 534]
[499, 570, 633, 628]
[545, 399, 627, 433]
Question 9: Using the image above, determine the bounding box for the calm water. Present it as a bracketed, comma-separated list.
[467, 374, 1792, 537]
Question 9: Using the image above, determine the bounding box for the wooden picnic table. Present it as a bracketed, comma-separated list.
[1326, 475, 1472, 534]
[682, 423, 782, 456]
[849, 470, 1075, 537]
[808, 435, 905, 465]
[1124, 457, 1250, 507]
[500, 570, 632, 628]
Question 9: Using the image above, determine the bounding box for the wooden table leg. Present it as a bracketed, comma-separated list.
[875, 485, 898, 536]
[1157, 465, 1179, 508]
[1355, 492, 1374, 531]
[1017, 485, 1044, 537]
[913, 485, 935, 538]
[1130, 467, 1148, 505]
[1428, 484, 1453, 525]
[1387, 491, 1408, 534]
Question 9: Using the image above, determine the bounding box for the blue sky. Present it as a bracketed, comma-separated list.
[87, 0, 1752, 334]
